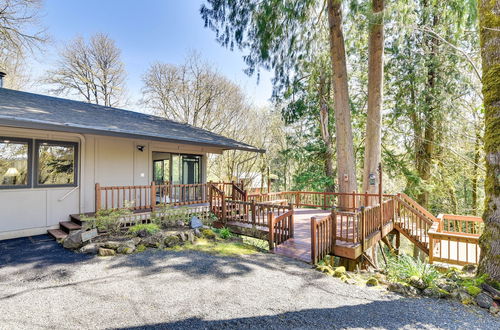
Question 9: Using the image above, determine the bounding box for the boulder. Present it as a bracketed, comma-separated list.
[190, 216, 203, 229]
[489, 306, 499, 315]
[117, 245, 135, 254]
[333, 266, 346, 278]
[187, 230, 195, 243]
[177, 231, 187, 242]
[476, 293, 495, 309]
[409, 276, 427, 290]
[63, 230, 84, 250]
[164, 235, 181, 247]
[423, 287, 450, 299]
[194, 228, 202, 238]
[436, 279, 458, 293]
[201, 228, 216, 239]
[119, 239, 136, 249]
[98, 248, 116, 256]
[132, 237, 142, 245]
[451, 289, 474, 304]
[141, 235, 163, 248]
[103, 241, 121, 249]
[176, 220, 185, 227]
[79, 243, 100, 254]
[366, 277, 378, 287]
[462, 264, 477, 274]
[388, 282, 419, 296]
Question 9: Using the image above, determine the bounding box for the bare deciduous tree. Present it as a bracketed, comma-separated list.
[141, 52, 246, 134]
[0, 0, 47, 89]
[45, 33, 126, 107]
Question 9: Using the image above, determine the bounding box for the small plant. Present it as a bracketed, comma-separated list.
[201, 228, 216, 239]
[128, 223, 160, 236]
[219, 227, 232, 239]
[152, 204, 191, 228]
[386, 254, 440, 287]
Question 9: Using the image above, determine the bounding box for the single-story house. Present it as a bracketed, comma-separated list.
[0, 80, 263, 240]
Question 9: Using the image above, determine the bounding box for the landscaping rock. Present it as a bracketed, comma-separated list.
[98, 248, 116, 256]
[436, 279, 458, 293]
[164, 235, 181, 247]
[132, 237, 141, 245]
[186, 230, 195, 243]
[423, 287, 450, 299]
[79, 243, 100, 254]
[190, 216, 203, 229]
[63, 230, 84, 250]
[462, 264, 477, 274]
[333, 266, 346, 278]
[489, 306, 499, 315]
[103, 241, 121, 249]
[388, 282, 419, 296]
[201, 228, 216, 239]
[409, 276, 427, 290]
[366, 277, 378, 287]
[476, 293, 495, 309]
[194, 228, 202, 238]
[141, 235, 163, 248]
[117, 245, 135, 254]
[178, 232, 187, 242]
[176, 220, 185, 227]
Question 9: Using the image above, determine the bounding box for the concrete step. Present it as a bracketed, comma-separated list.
[60, 221, 82, 233]
[47, 229, 68, 241]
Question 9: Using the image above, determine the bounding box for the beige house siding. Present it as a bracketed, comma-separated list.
[0, 126, 219, 240]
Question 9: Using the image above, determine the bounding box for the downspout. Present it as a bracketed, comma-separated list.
[76, 133, 86, 213]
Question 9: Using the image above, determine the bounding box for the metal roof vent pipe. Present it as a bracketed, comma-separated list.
[0, 72, 5, 88]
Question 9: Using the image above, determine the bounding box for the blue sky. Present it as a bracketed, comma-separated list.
[30, 0, 273, 109]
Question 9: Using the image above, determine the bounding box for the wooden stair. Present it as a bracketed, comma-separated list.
[47, 217, 83, 241]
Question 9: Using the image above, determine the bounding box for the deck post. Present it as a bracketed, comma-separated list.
[378, 163, 383, 232]
[251, 200, 257, 227]
[295, 192, 300, 207]
[331, 207, 337, 255]
[352, 191, 356, 210]
[395, 230, 400, 255]
[311, 217, 317, 264]
[268, 212, 275, 250]
[428, 233, 434, 264]
[360, 206, 365, 252]
[209, 182, 213, 211]
[150, 181, 156, 211]
[289, 202, 295, 238]
[221, 191, 226, 223]
[95, 183, 101, 212]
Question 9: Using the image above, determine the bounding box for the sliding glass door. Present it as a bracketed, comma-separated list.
[156, 153, 201, 185]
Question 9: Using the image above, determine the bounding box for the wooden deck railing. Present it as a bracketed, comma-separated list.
[96, 182, 215, 211]
[268, 209, 294, 249]
[311, 212, 336, 264]
[429, 214, 482, 266]
[223, 199, 292, 227]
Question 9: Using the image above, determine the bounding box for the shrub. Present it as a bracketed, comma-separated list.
[152, 204, 191, 228]
[128, 223, 160, 236]
[219, 227, 232, 239]
[82, 207, 133, 235]
[386, 254, 440, 287]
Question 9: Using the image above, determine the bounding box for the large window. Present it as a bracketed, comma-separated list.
[0, 138, 31, 188]
[35, 141, 78, 187]
[0, 137, 78, 189]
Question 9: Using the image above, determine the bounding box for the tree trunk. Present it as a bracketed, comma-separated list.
[327, 0, 357, 208]
[472, 120, 481, 214]
[415, 1, 440, 208]
[319, 73, 335, 192]
[363, 0, 384, 207]
[478, 0, 500, 282]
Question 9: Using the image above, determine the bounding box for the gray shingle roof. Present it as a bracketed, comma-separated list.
[0, 88, 264, 153]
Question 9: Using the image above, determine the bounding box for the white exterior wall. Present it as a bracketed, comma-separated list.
[0, 126, 221, 240]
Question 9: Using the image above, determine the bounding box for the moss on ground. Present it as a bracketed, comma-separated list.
[167, 238, 260, 256]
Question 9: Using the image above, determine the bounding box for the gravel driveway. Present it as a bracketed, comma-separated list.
[0, 235, 498, 330]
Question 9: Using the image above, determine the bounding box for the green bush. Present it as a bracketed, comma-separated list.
[128, 223, 160, 236]
[219, 227, 232, 239]
[386, 254, 440, 287]
[82, 207, 133, 235]
[151, 204, 191, 228]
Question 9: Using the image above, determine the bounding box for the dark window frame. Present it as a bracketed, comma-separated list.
[34, 140, 79, 188]
[0, 136, 33, 190]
